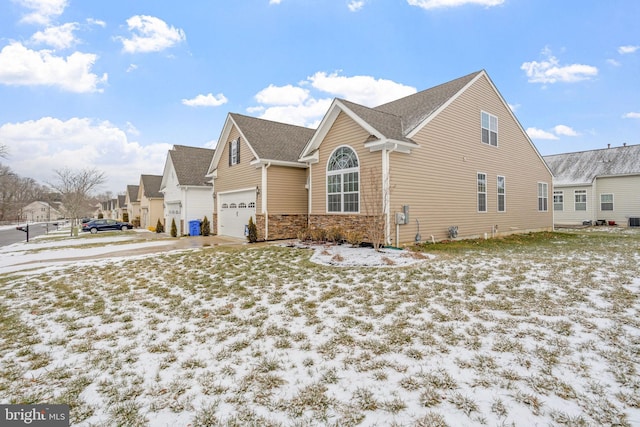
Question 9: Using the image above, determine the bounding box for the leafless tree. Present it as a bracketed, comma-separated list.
[362, 167, 389, 251]
[0, 164, 48, 222]
[49, 167, 106, 234]
[0, 144, 7, 159]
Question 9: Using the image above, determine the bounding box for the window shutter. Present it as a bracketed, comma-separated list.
[237, 138, 240, 163]
[228, 141, 232, 166]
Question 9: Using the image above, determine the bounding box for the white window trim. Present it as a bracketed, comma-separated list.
[497, 175, 506, 213]
[481, 111, 498, 147]
[230, 138, 239, 165]
[574, 189, 587, 212]
[326, 145, 360, 214]
[553, 190, 564, 212]
[600, 193, 614, 211]
[477, 172, 487, 213]
[538, 182, 548, 212]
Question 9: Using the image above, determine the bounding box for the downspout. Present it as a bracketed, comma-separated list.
[262, 163, 271, 240]
[307, 164, 312, 226]
[183, 187, 188, 235]
[383, 143, 398, 246]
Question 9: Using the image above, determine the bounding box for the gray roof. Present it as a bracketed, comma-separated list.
[544, 144, 640, 185]
[127, 185, 139, 202]
[339, 99, 409, 142]
[373, 70, 482, 137]
[169, 145, 215, 186]
[141, 175, 164, 198]
[117, 195, 126, 207]
[230, 113, 316, 162]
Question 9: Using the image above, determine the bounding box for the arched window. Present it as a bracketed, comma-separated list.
[327, 146, 359, 213]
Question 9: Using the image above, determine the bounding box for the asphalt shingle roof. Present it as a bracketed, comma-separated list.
[374, 70, 482, 137]
[141, 175, 163, 198]
[169, 145, 215, 186]
[544, 144, 640, 185]
[230, 113, 316, 162]
[127, 185, 139, 202]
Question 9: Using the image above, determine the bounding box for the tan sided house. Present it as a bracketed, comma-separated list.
[207, 113, 315, 239]
[299, 70, 553, 245]
[125, 184, 140, 225]
[138, 174, 164, 230]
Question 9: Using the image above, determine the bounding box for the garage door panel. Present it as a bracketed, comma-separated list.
[219, 190, 256, 238]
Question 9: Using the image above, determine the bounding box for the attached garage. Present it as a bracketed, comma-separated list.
[218, 189, 256, 238]
[165, 202, 182, 234]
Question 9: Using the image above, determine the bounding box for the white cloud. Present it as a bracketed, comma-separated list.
[30, 23, 79, 49]
[307, 71, 416, 107]
[126, 64, 138, 73]
[508, 103, 520, 112]
[526, 127, 558, 140]
[255, 84, 309, 105]
[348, 1, 366, 12]
[269, 0, 282, 4]
[618, 45, 639, 55]
[623, 112, 640, 119]
[249, 72, 417, 128]
[87, 18, 107, 28]
[607, 59, 621, 67]
[15, 0, 68, 25]
[0, 42, 107, 93]
[0, 117, 170, 193]
[119, 15, 186, 54]
[553, 125, 579, 136]
[521, 49, 598, 84]
[182, 93, 228, 107]
[407, 0, 504, 10]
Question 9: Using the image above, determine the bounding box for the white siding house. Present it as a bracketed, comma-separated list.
[160, 145, 215, 235]
[545, 144, 640, 227]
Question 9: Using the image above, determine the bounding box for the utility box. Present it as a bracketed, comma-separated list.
[189, 220, 202, 236]
[395, 212, 406, 225]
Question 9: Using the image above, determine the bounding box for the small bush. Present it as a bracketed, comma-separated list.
[98, 212, 104, 219]
[345, 230, 363, 246]
[148, 226, 155, 232]
[247, 216, 258, 243]
[297, 227, 311, 242]
[326, 226, 344, 243]
[132, 217, 141, 228]
[309, 227, 327, 242]
[123, 212, 129, 223]
[201, 216, 210, 236]
[170, 218, 177, 238]
[155, 219, 164, 233]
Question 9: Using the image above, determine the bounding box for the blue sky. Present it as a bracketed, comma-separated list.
[0, 0, 638, 194]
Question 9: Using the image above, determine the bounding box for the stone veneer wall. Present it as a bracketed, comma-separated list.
[211, 213, 217, 235]
[308, 214, 383, 243]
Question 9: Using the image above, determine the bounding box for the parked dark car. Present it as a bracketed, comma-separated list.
[81, 218, 92, 227]
[82, 219, 134, 234]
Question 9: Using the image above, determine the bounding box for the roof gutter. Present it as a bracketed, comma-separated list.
[364, 138, 418, 153]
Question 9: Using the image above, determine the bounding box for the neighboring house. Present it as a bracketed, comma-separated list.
[125, 185, 140, 224]
[138, 175, 164, 229]
[160, 145, 215, 235]
[116, 195, 126, 220]
[544, 144, 640, 227]
[207, 113, 315, 239]
[22, 201, 64, 222]
[299, 70, 553, 244]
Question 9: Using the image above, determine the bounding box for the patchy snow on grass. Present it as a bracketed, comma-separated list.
[1, 231, 639, 426]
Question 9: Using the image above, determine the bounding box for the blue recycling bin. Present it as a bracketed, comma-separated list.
[189, 220, 201, 236]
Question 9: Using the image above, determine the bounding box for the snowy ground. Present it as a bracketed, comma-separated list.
[0, 229, 639, 426]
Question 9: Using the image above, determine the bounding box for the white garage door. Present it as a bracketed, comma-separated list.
[219, 190, 256, 238]
[165, 202, 181, 234]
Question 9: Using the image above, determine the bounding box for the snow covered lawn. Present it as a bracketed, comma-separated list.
[1, 230, 639, 426]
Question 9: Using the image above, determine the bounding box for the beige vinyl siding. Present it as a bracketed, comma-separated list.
[310, 112, 382, 215]
[215, 126, 262, 211]
[390, 74, 553, 242]
[266, 166, 308, 214]
[595, 175, 640, 225]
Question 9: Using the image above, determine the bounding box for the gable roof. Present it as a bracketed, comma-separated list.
[544, 144, 640, 186]
[117, 195, 126, 207]
[301, 70, 483, 158]
[140, 174, 163, 198]
[375, 70, 482, 136]
[168, 145, 215, 186]
[126, 185, 139, 203]
[208, 113, 316, 173]
[229, 113, 316, 162]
